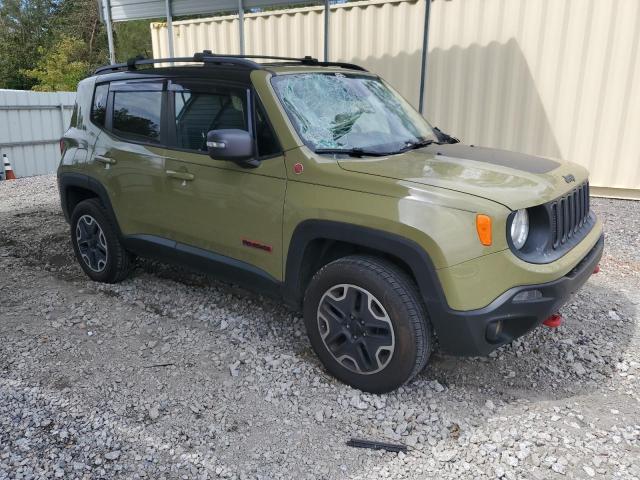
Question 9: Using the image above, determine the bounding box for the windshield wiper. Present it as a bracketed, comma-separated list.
[314, 147, 389, 157]
[433, 127, 460, 144]
[400, 138, 439, 152]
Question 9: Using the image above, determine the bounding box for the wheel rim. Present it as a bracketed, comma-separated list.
[317, 284, 395, 375]
[76, 214, 108, 273]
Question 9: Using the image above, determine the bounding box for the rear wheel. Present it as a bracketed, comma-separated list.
[303, 255, 432, 393]
[70, 199, 133, 283]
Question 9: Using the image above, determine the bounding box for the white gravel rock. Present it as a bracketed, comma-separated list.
[1, 176, 639, 479]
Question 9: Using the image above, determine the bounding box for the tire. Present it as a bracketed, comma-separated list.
[70, 198, 133, 283]
[303, 255, 432, 393]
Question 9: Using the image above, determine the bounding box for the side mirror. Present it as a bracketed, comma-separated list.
[206, 129, 259, 167]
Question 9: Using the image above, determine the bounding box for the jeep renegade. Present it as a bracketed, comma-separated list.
[58, 53, 604, 393]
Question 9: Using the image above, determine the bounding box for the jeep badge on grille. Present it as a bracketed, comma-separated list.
[563, 174, 576, 183]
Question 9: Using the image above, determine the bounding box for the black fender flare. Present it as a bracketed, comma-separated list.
[57, 172, 122, 236]
[283, 219, 450, 325]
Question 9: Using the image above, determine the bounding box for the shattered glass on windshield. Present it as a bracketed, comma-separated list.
[271, 73, 435, 153]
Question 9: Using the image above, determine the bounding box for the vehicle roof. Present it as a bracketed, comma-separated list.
[264, 64, 376, 75]
[92, 63, 376, 84]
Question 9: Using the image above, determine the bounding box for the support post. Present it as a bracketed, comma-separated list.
[238, 0, 245, 55]
[59, 104, 66, 135]
[418, 0, 431, 114]
[323, 0, 330, 61]
[165, 0, 175, 58]
[104, 0, 116, 64]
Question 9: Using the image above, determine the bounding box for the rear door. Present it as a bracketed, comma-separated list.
[92, 79, 174, 239]
[162, 79, 287, 280]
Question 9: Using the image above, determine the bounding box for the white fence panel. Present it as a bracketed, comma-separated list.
[0, 89, 76, 178]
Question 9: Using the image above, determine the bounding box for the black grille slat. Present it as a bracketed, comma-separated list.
[586, 181, 590, 214]
[558, 198, 565, 244]
[579, 185, 585, 227]
[568, 193, 574, 239]
[549, 181, 590, 250]
[562, 197, 569, 243]
[551, 202, 559, 248]
[571, 190, 580, 236]
[578, 185, 583, 227]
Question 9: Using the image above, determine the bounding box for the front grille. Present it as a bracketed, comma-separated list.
[550, 181, 590, 249]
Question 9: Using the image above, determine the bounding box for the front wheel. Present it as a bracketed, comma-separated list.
[303, 255, 432, 393]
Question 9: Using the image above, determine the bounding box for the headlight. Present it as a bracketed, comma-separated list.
[510, 209, 529, 250]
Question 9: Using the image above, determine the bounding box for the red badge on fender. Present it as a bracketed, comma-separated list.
[293, 162, 304, 174]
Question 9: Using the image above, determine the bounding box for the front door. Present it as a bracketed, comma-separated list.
[162, 79, 287, 280]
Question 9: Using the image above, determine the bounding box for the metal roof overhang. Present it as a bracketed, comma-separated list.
[103, 0, 320, 22]
[98, 0, 432, 112]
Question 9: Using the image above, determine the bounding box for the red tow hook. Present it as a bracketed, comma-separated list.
[593, 264, 600, 274]
[543, 313, 563, 328]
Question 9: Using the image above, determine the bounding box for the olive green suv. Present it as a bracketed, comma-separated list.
[58, 52, 604, 393]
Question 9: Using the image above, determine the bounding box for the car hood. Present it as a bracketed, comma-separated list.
[337, 144, 588, 210]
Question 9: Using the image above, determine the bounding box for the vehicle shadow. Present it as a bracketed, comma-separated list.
[9, 206, 634, 406]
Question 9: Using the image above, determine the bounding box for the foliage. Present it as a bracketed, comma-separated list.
[23, 34, 90, 91]
[0, 0, 153, 91]
[114, 20, 154, 62]
[0, 0, 56, 89]
[52, 0, 110, 66]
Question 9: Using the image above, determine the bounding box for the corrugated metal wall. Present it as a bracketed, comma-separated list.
[152, 0, 640, 197]
[0, 90, 76, 177]
[426, 0, 640, 199]
[151, 0, 425, 103]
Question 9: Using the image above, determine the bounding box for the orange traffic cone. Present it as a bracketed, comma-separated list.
[2, 154, 16, 180]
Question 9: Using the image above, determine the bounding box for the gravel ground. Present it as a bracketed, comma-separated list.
[0, 174, 638, 480]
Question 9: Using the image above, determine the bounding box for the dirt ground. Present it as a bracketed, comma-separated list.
[1, 175, 639, 480]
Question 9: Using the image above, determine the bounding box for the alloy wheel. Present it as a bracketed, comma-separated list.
[317, 284, 395, 374]
[76, 214, 108, 273]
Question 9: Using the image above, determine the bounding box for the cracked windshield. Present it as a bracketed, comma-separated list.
[271, 73, 436, 154]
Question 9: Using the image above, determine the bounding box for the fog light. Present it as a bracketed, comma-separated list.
[513, 289, 543, 302]
[486, 320, 503, 343]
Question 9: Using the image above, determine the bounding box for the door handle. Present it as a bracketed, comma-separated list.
[95, 155, 116, 165]
[165, 170, 195, 181]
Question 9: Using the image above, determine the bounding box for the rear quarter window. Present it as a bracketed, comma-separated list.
[91, 84, 109, 127]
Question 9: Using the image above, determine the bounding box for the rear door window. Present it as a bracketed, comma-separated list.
[111, 90, 163, 143]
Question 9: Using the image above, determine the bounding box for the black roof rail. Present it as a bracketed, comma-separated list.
[195, 52, 367, 71]
[94, 54, 262, 75]
[94, 51, 367, 75]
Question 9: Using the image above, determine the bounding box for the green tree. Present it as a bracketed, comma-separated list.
[0, 0, 56, 89]
[52, 0, 109, 66]
[23, 34, 90, 91]
[114, 20, 154, 62]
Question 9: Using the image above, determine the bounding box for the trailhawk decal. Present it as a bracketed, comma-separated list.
[242, 238, 273, 253]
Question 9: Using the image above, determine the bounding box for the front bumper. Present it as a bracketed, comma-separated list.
[434, 233, 604, 356]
